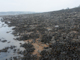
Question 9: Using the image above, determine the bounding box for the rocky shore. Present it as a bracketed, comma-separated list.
[1, 7, 80, 60]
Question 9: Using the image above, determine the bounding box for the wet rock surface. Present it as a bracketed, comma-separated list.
[0, 17, 24, 60]
[1, 40, 7, 42]
[0, 7, 80, 60]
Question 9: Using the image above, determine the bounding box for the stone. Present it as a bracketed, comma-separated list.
[1, 40, 7, 42]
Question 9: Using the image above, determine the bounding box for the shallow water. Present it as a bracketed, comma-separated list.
[0, 17, 25, 60]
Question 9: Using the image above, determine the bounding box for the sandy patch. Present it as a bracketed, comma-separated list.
[24, 38, 49, 58]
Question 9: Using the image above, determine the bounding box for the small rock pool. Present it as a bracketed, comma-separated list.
[0, 17, 25, 60]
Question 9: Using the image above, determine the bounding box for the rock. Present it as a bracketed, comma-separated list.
[38, 50, 41, 53]
[41, 34, 52, 43]
[1, 40, 7, 42]
[44, 48, 52, 52]
[37, 39, 41, 43]
[13, 57, 17, 60]
[0, 47, 9, 52]
[8, 41, 10, 43]
[32, 39, 36, 43]
[50, 40, 56, 44]
[78, 36, 80, 39]
[24, 25, 27, 27]
[46, 43, 49, 45]
[55, 25, 59, 27]
[44, 47, 49, 49]
[10, 46, 16, 49]
[72, 39, 80, 42]
[60, 52, 67, 55]
[14, 49, 16, 52]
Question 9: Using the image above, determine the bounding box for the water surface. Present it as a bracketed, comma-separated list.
[0, 17, 24, 60]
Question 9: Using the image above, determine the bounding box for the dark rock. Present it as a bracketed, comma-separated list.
[10, 46, 16, 49]
[41, 34, 52, 43]
[1, 40, 7, 42]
